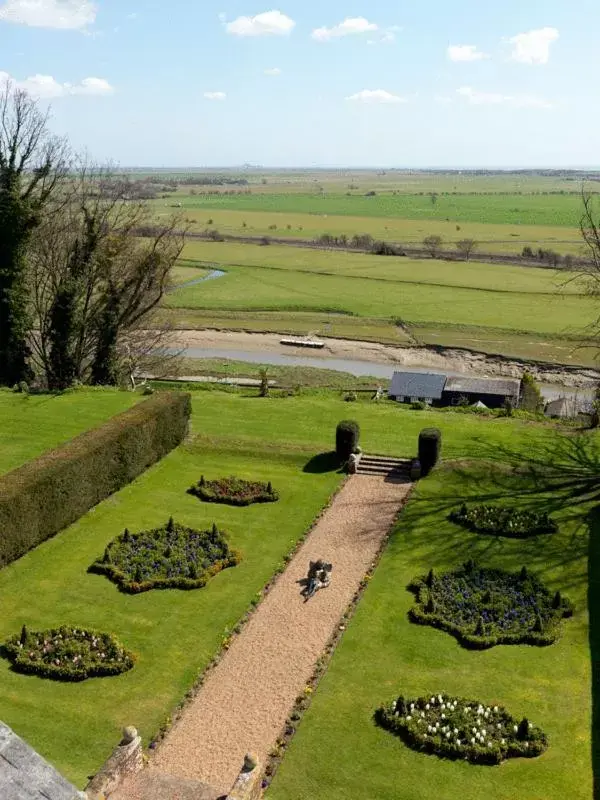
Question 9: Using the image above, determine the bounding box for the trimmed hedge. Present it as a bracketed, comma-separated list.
[2, 625, 135, 682]
[408, 562, 574, 649]
[89, 518, 240, 593]
[375, 693, 548, 765]
[188, 475, 279, 506]
[336, 420, 360, 461]
[449, 504, 558, 538]
[0, 392, 191, 568]
[418, 428, 441, 475]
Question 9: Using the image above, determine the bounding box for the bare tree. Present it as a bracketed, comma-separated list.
[29, 164, 187, 388]
[455, 238, 478, 260]
[422, 235, 443, 258]
[0, 82, 69, 385]
[580, 191, 600, 290]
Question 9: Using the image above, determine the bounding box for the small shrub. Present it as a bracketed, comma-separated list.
[449, 504, 558, 538]
[344, 391, 357, 402]
[411, 400, 427, 411]
[375, 693, 548, 765]
[188, 476, 279, 506]
[336, 420, 360, 461]
[89, 519, 240, 593]
[3, 626, 135, 681]
[408, 562, 573, 648]
[418, 428, 441, 475]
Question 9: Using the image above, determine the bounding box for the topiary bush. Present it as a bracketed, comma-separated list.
[375, 693, 548, 765]
[336, 420, 360, 461]
[408, 562, 573, 648]
[89, 518, 241, 593]
[449, 504, 558, 538]
[2, 626, 135, 681]
[188, 476, 278, 506]
[418, 428, 441, 475]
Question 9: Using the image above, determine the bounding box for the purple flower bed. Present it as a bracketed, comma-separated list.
[2, 625, 134, 681]
[449, 504, 558, 538]
[188, 475, 278, 507]
[408, 562, 573, 648]
[89, 518, 241, 593]
[375, 693, 548, 765]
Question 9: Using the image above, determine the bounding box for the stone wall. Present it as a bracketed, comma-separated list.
[85, 727, 143, 799]
[226, 756, 262, 800]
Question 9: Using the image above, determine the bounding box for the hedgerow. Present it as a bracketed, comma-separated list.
[0, 392, 191, 568]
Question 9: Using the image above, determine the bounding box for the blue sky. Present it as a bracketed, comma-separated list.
[1, 0, 598, 167]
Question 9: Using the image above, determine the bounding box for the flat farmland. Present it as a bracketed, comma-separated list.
[161, 191, 584, 227]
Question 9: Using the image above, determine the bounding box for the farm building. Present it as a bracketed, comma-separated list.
[388, 372, 446, 404]
[389, 371, 521, 409]
[443, 376, 521, 409]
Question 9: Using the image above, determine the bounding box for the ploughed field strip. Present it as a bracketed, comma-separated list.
[116, 475, 411, 797]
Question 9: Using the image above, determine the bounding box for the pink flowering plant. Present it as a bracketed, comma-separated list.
[375, 693, 548, 765]
[188, 475, 278, 507]
[2, 625, 134, 681]
[89, 517, 240, 594]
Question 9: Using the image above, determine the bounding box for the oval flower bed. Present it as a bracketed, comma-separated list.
[2, 625, 134, 681]
[375, 693, 548, 765]
[408, 561, 573, 648]
[449, 504, 557, 538]
[89, 517, 241, 593]
[188, 475, 278, 507]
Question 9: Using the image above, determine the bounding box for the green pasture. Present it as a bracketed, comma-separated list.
[160, 207, 583, 256]
[160, 191, 584, 227]
[0, 389, 139, 475]
[166, 263, 595, 336]
[178, 241, 584, 295]
[169, 264, 209, 286]
[267, 461, 593, 800]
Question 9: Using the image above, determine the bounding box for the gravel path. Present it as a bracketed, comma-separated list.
[115, 475, 411, 798]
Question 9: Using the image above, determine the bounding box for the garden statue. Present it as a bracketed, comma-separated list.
[302, 560, 333, 601]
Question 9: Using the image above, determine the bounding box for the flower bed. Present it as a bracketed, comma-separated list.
[89, 518, 241, 593]
[408, 562, 573, 648]
[375, 693, 548, 765]
[2, 625, 134, 681]
[449, 504, 557, 538]
[188, 475, 278, 506]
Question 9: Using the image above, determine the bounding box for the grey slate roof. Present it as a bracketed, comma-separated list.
[389, 372, 447, 400]
[0, 722, 85, 800]
[443, 376, 521, 398]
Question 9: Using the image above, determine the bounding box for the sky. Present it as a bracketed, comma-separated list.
[0, 0, 598, 168]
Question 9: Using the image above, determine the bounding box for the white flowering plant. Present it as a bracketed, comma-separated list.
[2, 625, 135, 681]
[375, 694, 548, 765]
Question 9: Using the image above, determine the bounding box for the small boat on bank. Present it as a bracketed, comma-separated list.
[280, 336, 325, 349]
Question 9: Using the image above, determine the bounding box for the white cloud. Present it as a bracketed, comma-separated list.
[448, 44, 488, 62]
[0, 0, 96, 29]
[346, 89, 406, 104]
[507, 27, 559, 64]
[457, 86, 553, 109]
[204, 91, 226, 100]
[0, 71, 113, 97]
[225, 10, 294, 37]
[312, 17, 377, 42]
[264, 67, 281, 76]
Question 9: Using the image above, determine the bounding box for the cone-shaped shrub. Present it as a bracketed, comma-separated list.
[418, 428, 441, 475]
[336, 420, 360, 461]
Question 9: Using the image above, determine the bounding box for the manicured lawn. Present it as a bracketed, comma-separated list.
[267, 463, 592, 800]
[0, 432, 340, 787]
[0, 389, 140, 475]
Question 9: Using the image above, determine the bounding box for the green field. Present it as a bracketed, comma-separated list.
[163, 191, 585, 227]
[0, 389, 139, 475]
[267, 461, 593, 800]
[0, 388, 594, 795]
